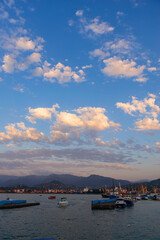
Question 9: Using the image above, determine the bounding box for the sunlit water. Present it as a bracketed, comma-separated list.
[0, 193, 160, 240]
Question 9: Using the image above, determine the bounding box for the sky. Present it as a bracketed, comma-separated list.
[0, 0, 160, 181]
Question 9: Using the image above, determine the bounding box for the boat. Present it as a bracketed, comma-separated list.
[48, 196, 56, 200]
[115, 197, 127, 208]
[102, 194, 117, 200]
[135, 196, 141, 201]
[141, 195, 148, 200]
[101, 193, 110, 198]
[124, 196, 134, 206]
[152, 194, 160, 200]
[91, 198, 116, 210]
[57, 197, 68, 207]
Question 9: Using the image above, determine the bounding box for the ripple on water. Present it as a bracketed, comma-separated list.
[0, 194, 160, 240]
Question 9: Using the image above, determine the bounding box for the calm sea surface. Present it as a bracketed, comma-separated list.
[0, 193, 160, 240]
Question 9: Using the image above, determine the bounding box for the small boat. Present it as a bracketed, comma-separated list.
[116, 197, 127, 208]
[48, 196, 56, 200]
[57, 197, 68, 207]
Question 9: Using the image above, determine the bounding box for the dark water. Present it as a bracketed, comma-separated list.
[0, 194, 160, 240]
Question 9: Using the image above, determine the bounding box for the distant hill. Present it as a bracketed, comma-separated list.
[1, 175, 50, 187]
[148, 178, 160, 187]
[0, 175, 19, 185]
[123, 178, 160, 190]
[72, 174, 130, 188]
[0, 173, 130, 188]
[132, 179, 150, 183]
[36, 180, 76, 190]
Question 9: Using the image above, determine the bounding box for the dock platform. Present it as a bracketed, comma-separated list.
[0, 202, 40, 209]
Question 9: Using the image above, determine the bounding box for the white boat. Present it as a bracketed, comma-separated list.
[116, 197, 127, 208]
[135, 196, 141, 201]
[57, 197, 68, 207]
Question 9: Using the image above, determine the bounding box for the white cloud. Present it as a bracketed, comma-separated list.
[2, 52, 41, 73]
[116, 94, 160, 117]
[2, 54, 16, 73]
[0, 103, 122, 148]
[105, 39, 132, 54]
[44, 62, 85, 84]
[116, 94, 160, 131]
[84, 17, 114, 35]
[90, 48, 110, 59]
[134, 76, 148, 83]
[82, 64, 92, 69]
[16, 37, 35, 50]
[102, 56, 145, 81]
[50, 127, 70, 142]
[75, 10, 83, 17]
[1, 35, 44, 53]
[135, 118, 160, 131]
[33, 67, 43, 76]
[27, 52, 41, 63]
[56, 107, 120, 131]
[0, 31, 44, 74]
[0, 122, 45, 143]
[26, 104, 59, 123]
[90, 38, 132, 60]
[148, 67, 156, 72]
[25, 105, 121, 145]
[75, 12, 114, 37]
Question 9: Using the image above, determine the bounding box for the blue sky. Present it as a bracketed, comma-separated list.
[0, 0, 160, 180]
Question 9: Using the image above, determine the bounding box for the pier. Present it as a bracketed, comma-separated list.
[0, 202, 40, 209]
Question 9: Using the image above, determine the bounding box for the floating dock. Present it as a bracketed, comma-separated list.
[91, 199, 116, 210]
[0, 202, 40, 209]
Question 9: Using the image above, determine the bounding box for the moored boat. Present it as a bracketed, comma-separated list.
[135, 196, 141, 201]
[141, 195, 148, 200]
[124, 196, 134, 206]
[152, 194, 160, 200]
[101, 193, 110, 198]
[116, 197, 127, 208]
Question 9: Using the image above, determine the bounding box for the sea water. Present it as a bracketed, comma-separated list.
[0, 193, 160, 240]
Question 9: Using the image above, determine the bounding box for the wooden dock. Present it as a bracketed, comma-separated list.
[0, 202, 40, 209]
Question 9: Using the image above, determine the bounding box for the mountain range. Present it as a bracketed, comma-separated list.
[0, 174, 159, 189]
[0, 174, 130, 189]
